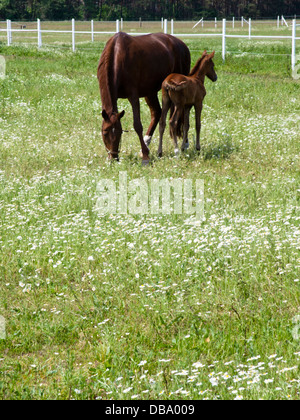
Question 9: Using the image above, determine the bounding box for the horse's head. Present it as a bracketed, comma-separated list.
[205, 51, 218, 83]
[102, 110, 125, 160]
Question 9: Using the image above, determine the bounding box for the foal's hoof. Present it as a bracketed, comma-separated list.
[142, 159, 150, 166]
[174, 148, 180, 157]
[184, 142, 190, 150]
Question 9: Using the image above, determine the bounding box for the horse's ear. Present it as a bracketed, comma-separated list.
[118, 110, 125, 120]
[102, 110, 110, 122]
[210, 51, 215, 58]
[202, 50, 207, 57]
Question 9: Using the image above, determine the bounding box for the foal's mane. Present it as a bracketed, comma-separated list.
[189, 52, 208, 77]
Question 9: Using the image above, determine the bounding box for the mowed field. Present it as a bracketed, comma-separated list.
[0, 26, 299, 400]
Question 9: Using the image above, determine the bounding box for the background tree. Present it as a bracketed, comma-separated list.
[0, 0, 298, 21]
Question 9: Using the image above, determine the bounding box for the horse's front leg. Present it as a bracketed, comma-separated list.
[195, 104, 203, 152]
[129, 95, 149, 164]
[145, 94, 162, 148]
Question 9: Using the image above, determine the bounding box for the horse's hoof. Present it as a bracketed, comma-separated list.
[184, 142, 190, 150]
[142, 159, 150, 166]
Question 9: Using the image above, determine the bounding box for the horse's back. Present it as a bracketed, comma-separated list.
[99, 32, 190, 99]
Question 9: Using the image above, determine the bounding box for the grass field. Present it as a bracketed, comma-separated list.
[0, 30, 299, 400]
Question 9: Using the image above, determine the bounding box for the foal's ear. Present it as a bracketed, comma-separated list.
[118, 110, 125, 120]
[102, 110, 110, 122]
[210, 51, 215, 58]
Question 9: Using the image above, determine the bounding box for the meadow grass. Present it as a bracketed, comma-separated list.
[0, 33, 299, 400]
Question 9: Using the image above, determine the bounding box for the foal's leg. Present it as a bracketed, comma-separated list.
[195, 104, 203, 152]
[145, 94, 162, 147]
[158, 90, 171, 157]
[169, 106, 182, 155]
[181, 106, 191, 152]
[129, 95, 150, 163]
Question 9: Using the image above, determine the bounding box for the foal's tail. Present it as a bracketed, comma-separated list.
[164, 79, 187, 92]
[163, 79, 186, 139]
[169, 103, 184, 139]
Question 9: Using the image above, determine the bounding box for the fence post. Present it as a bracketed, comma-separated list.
[292, 19, 296, 72]
[241, 16, 244, 27]
[233, 17, 235, 29]
[91, 20, 94, 42]
[37, 18, 42, 48]
[249, 18, 251, 39]
[116, 19, 120, 33]
[277, 16, 280, 29]
[161, 18, 164, 30]
[164, 19, 168, 34]
[121, 18, 123, 30]
[215, 17, 217, 28]
[222, 19, 226, 62]
[72, 18, 75, 52]
[171, 19, 174, 35]
[7, 19, 11, 46]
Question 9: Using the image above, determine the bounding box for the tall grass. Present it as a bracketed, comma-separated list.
[0, 36, 299, 400]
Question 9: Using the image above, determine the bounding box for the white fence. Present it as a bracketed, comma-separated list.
[0, 17, 299, 71]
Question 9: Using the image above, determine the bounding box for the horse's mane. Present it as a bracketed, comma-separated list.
[189, 53, 208, 77]
[97, 38, 116, 114]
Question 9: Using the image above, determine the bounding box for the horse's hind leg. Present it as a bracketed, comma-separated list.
[169, 106, 182, 155]
[181, 106, 191, 152]
[195, 104, 203, 152]
[129, 95, 149, 163]
[145, 94, 162, 147]
[158, 90, 171, 157]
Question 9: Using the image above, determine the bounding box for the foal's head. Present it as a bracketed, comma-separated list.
[203, 51, 218, 82]
[101, 110, 125, 160]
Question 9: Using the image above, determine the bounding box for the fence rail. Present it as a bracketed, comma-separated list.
[0, 18, 299, 71]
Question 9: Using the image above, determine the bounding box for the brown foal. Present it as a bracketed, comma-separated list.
[158, 51, 217, 157]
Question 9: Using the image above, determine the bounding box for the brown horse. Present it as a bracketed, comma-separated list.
[97, 32, 191, 163]
[158, 51, 217, 157]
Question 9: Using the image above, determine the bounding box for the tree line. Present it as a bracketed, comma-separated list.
[0, 0, 299, 21]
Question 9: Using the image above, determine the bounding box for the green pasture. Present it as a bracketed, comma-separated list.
[0, 31, 299, 400]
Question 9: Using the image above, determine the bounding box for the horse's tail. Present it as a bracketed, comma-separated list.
[169, 103, 184, 139]
[163, 78, 186, 139]
[164, 79, 187, 92]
